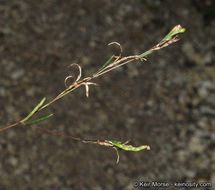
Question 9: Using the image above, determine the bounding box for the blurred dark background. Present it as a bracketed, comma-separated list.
[0, 0, 214, 189]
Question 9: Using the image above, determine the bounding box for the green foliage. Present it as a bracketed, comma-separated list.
[23, 97, 46, 122]
[109, 140, 150, 151]
[24, 114, 53, 126]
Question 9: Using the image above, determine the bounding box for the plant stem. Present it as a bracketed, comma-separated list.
[0, 25, 186, 163]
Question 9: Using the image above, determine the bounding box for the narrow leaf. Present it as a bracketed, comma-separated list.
[24, 114, 53, 126]
[23, 97, 46, 122]
[95, 55, 114, 73]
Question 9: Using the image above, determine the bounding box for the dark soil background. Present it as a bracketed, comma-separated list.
[0, 0, 214, 189]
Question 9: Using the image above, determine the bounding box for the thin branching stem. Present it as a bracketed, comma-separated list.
[0, 25, 185, 162]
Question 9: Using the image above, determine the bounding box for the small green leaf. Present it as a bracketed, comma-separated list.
[95, 55, 115, 73]
[23, 97, 46, 122]
[109, 140, 150, 151]
[24, 114, 53, 126]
